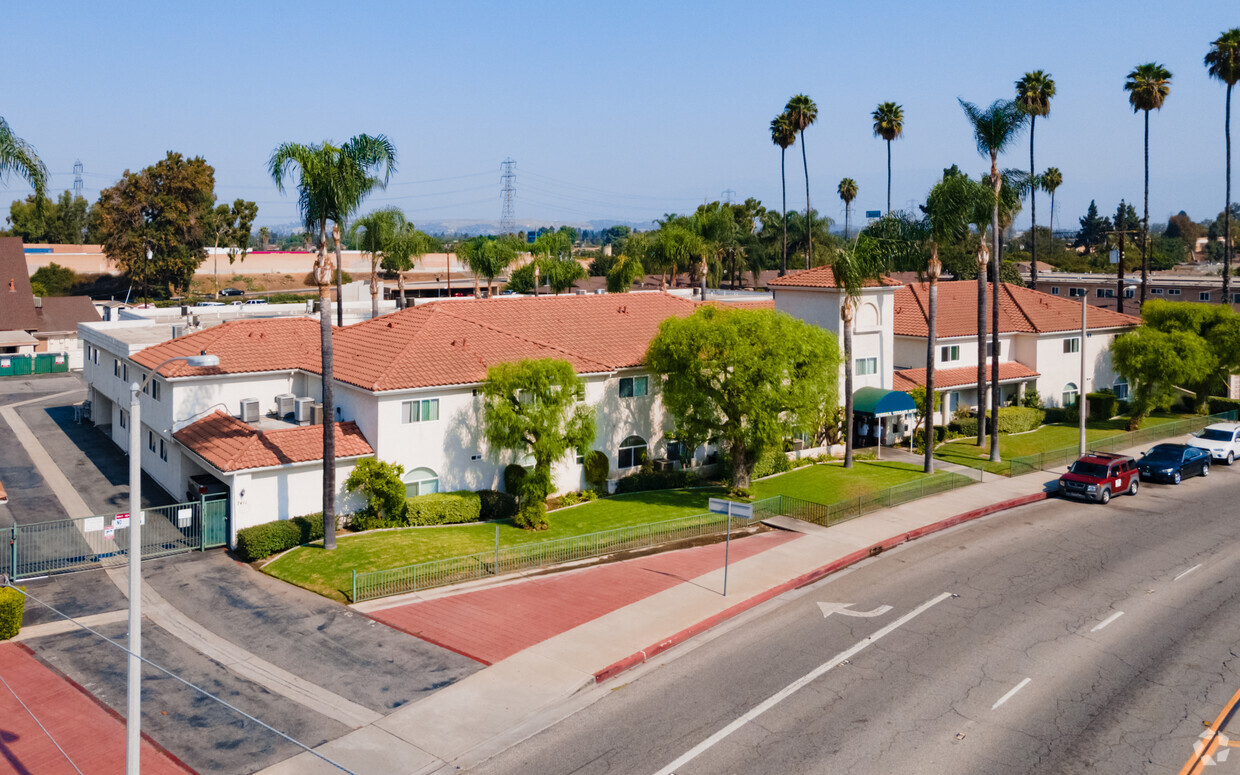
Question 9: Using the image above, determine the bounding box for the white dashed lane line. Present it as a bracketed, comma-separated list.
[992, 678, 1032, 711]
[1091, 611, 1125, 633]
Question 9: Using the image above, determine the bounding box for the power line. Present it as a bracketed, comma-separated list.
[0, 671, 84, 774]
[1, 581, 354, 775]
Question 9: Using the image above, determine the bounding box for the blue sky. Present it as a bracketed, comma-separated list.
[3, 0, 1237, 232]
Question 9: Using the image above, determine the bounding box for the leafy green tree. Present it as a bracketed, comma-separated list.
[1125, 62, 1173, 306]
[206, 198, 258, 296]
[0, 116, 47, 205]
[7, 191, 93, 244]
[959, 98, 1027, 461]
[771, 113, 796, 275]
[30, 262, 77, 296]
[460, 236, 519, 297]
[344, 458, 407, 527]
[481, 359, 595, 529]
[606, 253, 643, 292]
[96, 152, 217, 299]
[1112, 327, 1215, 428]
[872, 102, 904, 214]
[783, 209, 834, 267]
[645, 306, 839, 488]
[1015, 71, 1056, 290]
[1075, 200, 1109, 254]
[269, 134, 397, 549]
[1165, 210, 1204, 244]
[1206, 29, 1240, 300]
[785, 95, 818, 270]
[1139, 300, 1240, 408]
[838, 178, 858, 241]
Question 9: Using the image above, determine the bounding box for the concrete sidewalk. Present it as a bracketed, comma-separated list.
[259, 456, 1083, 775]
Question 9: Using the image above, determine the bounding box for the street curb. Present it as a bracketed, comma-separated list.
[593, 490, 1050, 684]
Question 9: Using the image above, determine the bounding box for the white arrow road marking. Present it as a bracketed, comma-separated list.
[991, 678, 1032, 710]
[817, 602, 894, 619]
[652, 592, 953, 775]
[1090, 611, 1124, 632]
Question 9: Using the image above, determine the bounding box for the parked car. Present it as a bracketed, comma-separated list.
[1058, 452, 1139, 504]
[243, 298, 269, 305]
[1187, 423, 1240, 465]
[219, 287, 245, 297]
[1136, 443, 1211, 484]
[196, 301, 225, 307]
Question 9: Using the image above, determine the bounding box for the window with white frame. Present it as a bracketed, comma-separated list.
[987, 340, 1002, 358]
[856, 357, 878, 376]
[1051, 286, 1061, 295]
[1151, 288, 1164, 295]
[618, 435, 648, 469]
[403, 467, 439, 497]
[940, 345, 960, 363]
[1063, 337, 1080, 354]
[1062, 382, 1079, 407]
[619, 376, 649, 398]
[1113, 381, 1130, 400]
[1069, 288, 1086, 297]
[1200, 292, 1211, 301]
[1125, 288, 1135, 298]
[1167, 288, 1181, 296]
[1096, 288, 1114, 298]
[401, 398, 439, 423]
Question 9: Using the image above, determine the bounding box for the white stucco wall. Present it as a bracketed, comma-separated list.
[1033, 329, 1124, 407]
[772, 285, 896, 393]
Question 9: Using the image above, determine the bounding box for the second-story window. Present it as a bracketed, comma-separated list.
[619, 376, 649, 398]
[401, 398, 439, 423]
[1063, 337, 1080, 354]
[987, 341, 1002, 358]
[940, 345, 960, 363]
[856, 357, 878, 376]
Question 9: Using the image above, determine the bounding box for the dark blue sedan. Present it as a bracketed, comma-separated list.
[1136, 443, 1211, 484]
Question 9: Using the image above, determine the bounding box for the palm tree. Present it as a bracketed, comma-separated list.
[350, 207, 407, 318]
[383, 226, 434, 308]
[785, 95, 818, 270]
[770, 114, 796, 276]
[1125, 63, 1173, 308]
[871, 102, 904, 213]
[959, 99, 1027, 463]
[1206, 30, 1240, 302]
[838, 178, 858, 240]
[834, 234, 889, 468]
[0, 116, 48, 205]
[1015, 71, 1056, 291]
[1041, 167, 1063, 241]
[268, 135, 397, 550]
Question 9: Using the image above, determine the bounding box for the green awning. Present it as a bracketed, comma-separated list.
[853, 387, 916, 418]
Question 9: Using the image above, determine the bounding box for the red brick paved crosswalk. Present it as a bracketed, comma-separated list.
[0, 643, 190, 775]
[369, 530, 802, 665]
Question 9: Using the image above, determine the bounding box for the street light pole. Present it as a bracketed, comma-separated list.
[126, 351, 219, 775]
[1079, 291, 1087, 457]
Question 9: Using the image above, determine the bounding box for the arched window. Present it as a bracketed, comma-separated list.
[1062, 382, 1079, 408]
[618, 435, 648, 469]
[403, 467, 439, 497]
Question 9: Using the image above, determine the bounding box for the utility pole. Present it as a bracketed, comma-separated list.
[72, 159, 84, 200]
[500, 159, 516, 235]
[1104, 225, 1141, 315]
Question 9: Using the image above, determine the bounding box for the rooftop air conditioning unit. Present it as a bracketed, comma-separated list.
[275, 393, 296, 421]
[294, 397, 313, 425]
[310, 403, 325, 426]
[594, 289, 606, 294]
[240, 398, 260, 423]
[575, 290, 586, 295]
[171, 324, 186, 339]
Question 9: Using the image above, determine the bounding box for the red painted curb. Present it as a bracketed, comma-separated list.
[593, 490, 1051, 684]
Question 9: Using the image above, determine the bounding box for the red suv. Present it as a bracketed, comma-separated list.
[1058, 452, 1139, 504]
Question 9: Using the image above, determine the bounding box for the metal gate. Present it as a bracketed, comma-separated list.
[1, 497, 230, 580]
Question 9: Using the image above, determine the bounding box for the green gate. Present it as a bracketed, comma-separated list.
[200, 496, 229, 549]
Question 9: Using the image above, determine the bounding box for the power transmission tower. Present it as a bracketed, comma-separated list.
[721, 189, 736, 204]
[500, 158, 516, 235]
[72, 160, 84, 199]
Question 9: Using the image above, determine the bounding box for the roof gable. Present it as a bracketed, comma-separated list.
[131, 318, 322, 377]
[893, 281, 1141, 337]
[0, 237, 40, 332]
[174, 411, 372, 472]
[768, 265, 903, 289]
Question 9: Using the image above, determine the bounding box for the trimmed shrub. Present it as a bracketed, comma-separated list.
[950, 411, 981, 437]
[405, 491, 482, 526]
[1086, 392, 1119, 421]
[0, 586, 25, 640]
[236, 515, 325, 562]
[344, 458, 407, 525]
[348, 509, 404, 531]
[503, 464, 527, 496]
[1021, 387, 1042, 409]
[996, 406, 1045, 433]
[752, 446, 794, 479]
[583, 450, 610, 492]
[1043, 404, 1079, 424]
[613, 469, 699, 494]
[1208, 396, 1240, 417]
[477, 489, 517, 521]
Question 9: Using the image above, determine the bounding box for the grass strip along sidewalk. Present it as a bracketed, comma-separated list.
[264, 459, 956, 602]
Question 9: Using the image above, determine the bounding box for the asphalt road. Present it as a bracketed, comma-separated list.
[473, 461, 1240, 775]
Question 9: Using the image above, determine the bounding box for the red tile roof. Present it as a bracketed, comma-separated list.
[767, 265, 903, 289]
[131, 318, 322, 377]
[893, 281, 1141, 338]
[34, 296, 100, 334]
[892, 361, 1040, 392]
[174, 411, 372, 472]
[0, 237, 40, 332]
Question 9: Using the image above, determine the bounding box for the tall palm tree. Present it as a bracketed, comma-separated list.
[959, 99, 1027, 463]
[383, 226, 434, 308]
[1125, 63, 1173, 308]
[838, 178, 858, 240]
[871, 102, 904, 214]
[269, 135, 397, 550]
[785, 95, 818, 270]
[833, 236, 888, 469]
[1207, 30, 1240, 302]
[1015, 71, 1056, 291]
[0, 116, 48, 205]
[1041, 167, 1063, 240]
[770, 114, 796, 276]
[350, 207, 407, 318]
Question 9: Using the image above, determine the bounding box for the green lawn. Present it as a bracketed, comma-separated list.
[263, 459, 941, 601]
[935, 413, 1198, 475]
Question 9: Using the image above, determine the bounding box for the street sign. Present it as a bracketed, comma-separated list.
[865, 210, 881, 219]
[1109, 249, 1119, 264]
[708, 498, 754, 519]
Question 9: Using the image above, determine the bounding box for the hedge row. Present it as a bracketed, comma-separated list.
[0, 586, 24, 640]
[752, 447, 794, 479]
[236, 515, 325, 562]
[1208, 396, 1240, 416]
[614, 469, 699, 494]
[951, 407, 1045, 437]
[1086, 392, 1119, 421]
